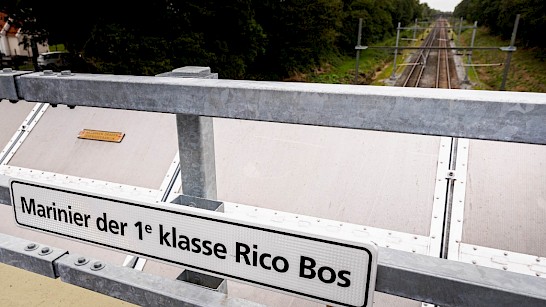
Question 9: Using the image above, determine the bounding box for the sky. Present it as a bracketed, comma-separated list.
[423, 0, 461, 12]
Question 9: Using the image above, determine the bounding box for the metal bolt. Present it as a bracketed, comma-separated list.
[75, 257, 89, 266]
[91, 261, 105, 271]
[2, 68, 13, 73]
[42, 70, 54, 76]
[60, 70, 72, 76]
[25, 243, 38, 251]
[39, 246, 53, 255]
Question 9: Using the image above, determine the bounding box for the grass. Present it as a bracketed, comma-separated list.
[458, 27, 546, 93]
[49, 44, 66, 52]
[298, 29, 426, 85]
[300, 22, 546, 93]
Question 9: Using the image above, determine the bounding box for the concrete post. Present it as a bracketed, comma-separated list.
[354, 18, 363, 85]
[390, 22, 401, 80]
[413, 18, 418, 40]
[457, 17, 463, 49]
[463, 21, 478, 83]
[500, 14, 520, 91]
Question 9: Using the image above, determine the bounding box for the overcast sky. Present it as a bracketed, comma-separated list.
[423, 0, 461, 12]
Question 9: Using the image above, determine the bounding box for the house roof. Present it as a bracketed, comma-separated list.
[0, 12, 21, 36]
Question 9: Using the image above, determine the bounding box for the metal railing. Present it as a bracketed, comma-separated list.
[1, 68, 546, 306]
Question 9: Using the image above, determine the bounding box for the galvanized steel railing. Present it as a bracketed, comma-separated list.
[1, 68, 545, 306]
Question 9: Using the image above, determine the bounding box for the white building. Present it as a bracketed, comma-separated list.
[0, 12, 49, 57]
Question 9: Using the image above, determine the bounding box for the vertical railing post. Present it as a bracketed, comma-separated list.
[390, 22, 401, 80]
[500, 14, 520, 91]
[176, 113, 217, 199]
[156, 66, 224, 292]
[157, 67, 219, 199]
[354, 18, 363, 85]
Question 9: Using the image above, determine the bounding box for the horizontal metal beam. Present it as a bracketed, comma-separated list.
[1, 231, 544, 306]
[0, 69, 31, 101]
[377, 247, 546, 306]
[55, 253, 263, 307]
[11, 72, 546, 145]
[0, 233, 261, 306]
[0, 233, 67, 278]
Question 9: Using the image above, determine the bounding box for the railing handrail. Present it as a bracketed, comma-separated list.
[1, 70, 545, 145]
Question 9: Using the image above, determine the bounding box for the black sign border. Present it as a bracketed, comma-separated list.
[11, 180, 374, 307]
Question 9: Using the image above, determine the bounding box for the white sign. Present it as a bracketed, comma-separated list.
[10, 179, 377, 307]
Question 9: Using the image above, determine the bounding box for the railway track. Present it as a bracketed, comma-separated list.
[397, 18, 459, 89]
[395, 18, 462, 260]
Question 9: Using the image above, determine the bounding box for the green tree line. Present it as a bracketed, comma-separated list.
[2, 0, 431, 79]
[454, 0, 546, 48]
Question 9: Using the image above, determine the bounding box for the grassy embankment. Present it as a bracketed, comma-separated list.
[457, 26, 546, 93]
[293, 28, 425, 85]
[300, 23, 546, 94]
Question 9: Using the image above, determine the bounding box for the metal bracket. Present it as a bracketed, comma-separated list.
[500, 46, 517, 52]
[0, 233, 67, 278]
[0, 69, 32, 101]
[55, 253, 262, 307]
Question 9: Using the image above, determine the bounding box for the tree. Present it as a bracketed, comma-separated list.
[454, 0, 546, 48]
